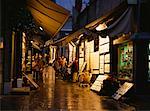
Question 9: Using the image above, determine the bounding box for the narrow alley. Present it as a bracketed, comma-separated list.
[1, 66, 135, 111]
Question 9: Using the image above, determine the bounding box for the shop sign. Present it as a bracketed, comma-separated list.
[113, 34, 130, 45]
[112, 82, 133, 100]
[90, 75, 108, 92]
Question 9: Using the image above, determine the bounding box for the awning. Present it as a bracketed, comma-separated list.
[131, 32, 150, 40]
[32, 42, 41, 51]
[27, 0, 70, 38]
[53, 28, 98, 46]
[85, 2, 135, 38]
[53, 28, 86, 46]
[85, 2, 128, 30]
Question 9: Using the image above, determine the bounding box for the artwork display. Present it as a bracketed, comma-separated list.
[112, 82, 134, 100]
[90, 75, 108, 92]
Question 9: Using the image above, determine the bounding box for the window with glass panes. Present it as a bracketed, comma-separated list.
[99, 36, 110, 74]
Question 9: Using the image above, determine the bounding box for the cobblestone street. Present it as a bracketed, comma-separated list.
[1, 66, 135, 111]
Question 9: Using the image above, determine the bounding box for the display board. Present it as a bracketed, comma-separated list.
[91, 51, 99, 73]
[23, 73, 39, 88]
[90, 75, 108, 92]
[112, 82, 133, 100]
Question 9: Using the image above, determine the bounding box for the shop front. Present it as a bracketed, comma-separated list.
[113, 35, 133, 82]
[113, 33, 150, 94]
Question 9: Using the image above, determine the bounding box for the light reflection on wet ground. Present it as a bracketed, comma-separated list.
[1, 66, 135, 111]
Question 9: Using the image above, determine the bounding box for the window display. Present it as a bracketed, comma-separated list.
[118, 41, 133, 81]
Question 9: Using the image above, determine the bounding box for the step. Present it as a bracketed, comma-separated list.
[11, 87, 30, 95]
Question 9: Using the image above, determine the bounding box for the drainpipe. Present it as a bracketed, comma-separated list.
[137, 0, 141, 32]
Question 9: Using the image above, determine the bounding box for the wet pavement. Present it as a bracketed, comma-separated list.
[1, 66, 136, 111]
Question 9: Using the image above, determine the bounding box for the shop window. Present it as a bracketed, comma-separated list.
[118, 41, 133, 81]
[99, 36, 110, 74]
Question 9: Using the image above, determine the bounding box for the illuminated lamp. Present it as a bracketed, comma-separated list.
[31, 40, 33, 43]
[78, 34, 84, 39]
[96, 23, 107, 31]
[39, 26, 43, 31]
[75, 34, 83, 45]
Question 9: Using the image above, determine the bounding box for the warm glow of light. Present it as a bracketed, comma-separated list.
[96, 23, 107, 31]
[0, 41, 3, 49]
[79, 34, 84, 39]
[31, 41, 33, 43]
[99, 35, 109, 45]
[39, 26, 43, 31]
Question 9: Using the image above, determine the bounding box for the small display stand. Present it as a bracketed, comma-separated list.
[112, 82, 133, 100]
[90, 75, 108, 92]
[23, 73, 39, 89]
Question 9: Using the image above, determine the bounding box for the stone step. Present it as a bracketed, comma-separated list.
[11, 87, 30, 95]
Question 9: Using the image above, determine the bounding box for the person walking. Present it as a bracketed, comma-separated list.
[61, 56, 67, 80]
[71, 58, 78, 82]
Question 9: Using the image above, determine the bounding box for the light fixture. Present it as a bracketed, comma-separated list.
[39, 27, 43, 31]
[31, 41, 33, 43]
[96, 23, 107, 31]
[78, 34, 84, 39]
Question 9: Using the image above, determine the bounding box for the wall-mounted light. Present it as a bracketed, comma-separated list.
[79, 34, 84, 39]
[39, 26, 43, 31]
[31, 41, 33, 43]
[96, 23, 107, 31]
[75, 34, 84, 45]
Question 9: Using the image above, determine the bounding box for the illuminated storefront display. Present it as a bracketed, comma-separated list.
[99, 36, 110, 74]
[118, 41, 133, 81]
